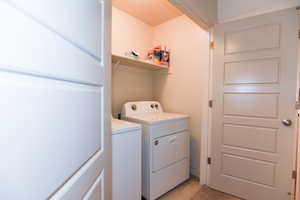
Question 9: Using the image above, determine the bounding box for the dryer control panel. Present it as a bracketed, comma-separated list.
[122, 101, 163, 116]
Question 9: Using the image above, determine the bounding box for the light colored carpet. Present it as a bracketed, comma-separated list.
[158, 178, 200, 200]
[191, 185, 241, 200]
[158, 178, 241, 200]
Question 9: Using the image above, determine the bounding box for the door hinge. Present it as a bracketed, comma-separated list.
[207, 157, 212, 165]
[209, 100, 213, 108]
[292, 170, 297, 180]
[209, 41, 215, 49]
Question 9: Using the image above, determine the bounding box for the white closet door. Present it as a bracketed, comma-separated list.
[0, 0, 111, 199]
[211, 8, 298, 200]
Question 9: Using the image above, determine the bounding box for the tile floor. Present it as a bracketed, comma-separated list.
[158, 178, 241, 200]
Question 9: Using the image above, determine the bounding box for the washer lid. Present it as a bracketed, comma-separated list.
[111, 119, 141, 135]
[124, 112, 189, 125]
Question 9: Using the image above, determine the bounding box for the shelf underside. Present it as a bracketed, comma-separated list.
[112, 54, 169, 71]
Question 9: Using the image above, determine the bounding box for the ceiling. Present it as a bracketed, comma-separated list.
[112, 0, 182, 26]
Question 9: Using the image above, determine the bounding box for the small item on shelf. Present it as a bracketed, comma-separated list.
[162, 46, 170, 66]
[153, 46, 162, 65]
[147, 46, 170, 67]
[125, 50, 140, 59]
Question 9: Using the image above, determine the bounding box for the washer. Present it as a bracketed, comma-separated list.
[112, 118, 142, 200]
[122, 101, 190, 200]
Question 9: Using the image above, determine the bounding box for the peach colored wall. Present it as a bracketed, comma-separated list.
[112, 7, 153, 58]
[112, 65, 154, 117]
[112, 7, 155, 117]
[153, 16, 210, 176]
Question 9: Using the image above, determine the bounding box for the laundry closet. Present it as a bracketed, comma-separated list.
[110, 0, 212, 199]
[111, 1, 300, 200]
[111, 0, 210, 175]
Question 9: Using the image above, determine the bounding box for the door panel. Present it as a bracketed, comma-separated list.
[224, 24, 280, 54]
[83, 173, 104, 200]
[222, 154, 275, 186]
[0, 0, 103, 85]
[223, 124, 277, 153]
[224, 58, 280, 84]
[211, 8, 298, 200]
[7, 0, 103, 59]
[0, 0, 111, 199]
[0, 72, 102, 199]
[50, 152, 103, 200]
[223, 93, 279, 118]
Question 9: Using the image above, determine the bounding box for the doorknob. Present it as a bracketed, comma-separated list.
[282, 119, 292, 127]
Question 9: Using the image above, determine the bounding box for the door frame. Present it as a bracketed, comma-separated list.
[104, 0, 112, 199]
[199, 27, 213, 185]
[199, 8, 300, 191]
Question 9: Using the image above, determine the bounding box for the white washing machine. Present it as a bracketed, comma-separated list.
[122, 101, 190, 200]
[112, 118, 142, 200]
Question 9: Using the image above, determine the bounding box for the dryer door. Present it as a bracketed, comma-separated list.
[152, 131, 188, 172]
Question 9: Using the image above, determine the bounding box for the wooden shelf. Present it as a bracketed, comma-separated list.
[112, 54, 169, 71]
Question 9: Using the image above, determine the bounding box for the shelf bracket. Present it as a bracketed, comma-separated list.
[112, 60, 121, 72]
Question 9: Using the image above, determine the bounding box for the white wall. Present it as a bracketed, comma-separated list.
[218, 0, 300, 22]
[153, 16, 210, 176]
[112, 7, 155, 117]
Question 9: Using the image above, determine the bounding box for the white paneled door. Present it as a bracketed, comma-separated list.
[211, 8, 299, 200]
[0, 0, 111, 199]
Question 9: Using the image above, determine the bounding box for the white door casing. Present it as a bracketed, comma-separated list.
[210, 8, 299, 200]
[0, 0, 111, 199]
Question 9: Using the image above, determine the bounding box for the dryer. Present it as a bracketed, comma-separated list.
[122, 101, 190, 200]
